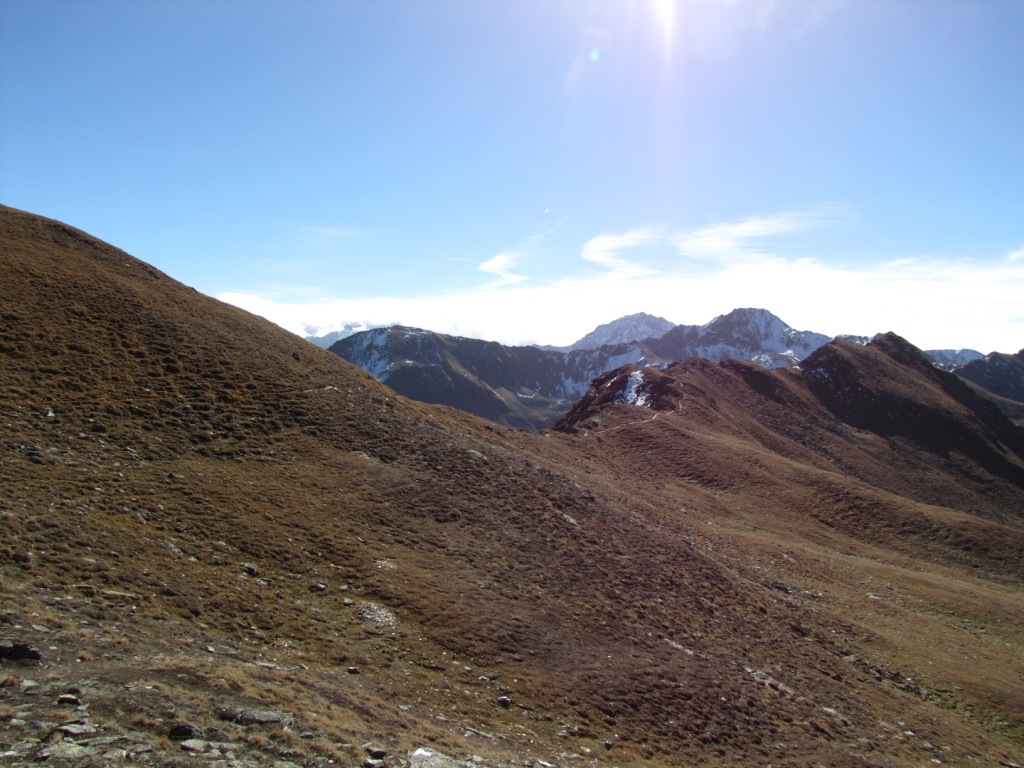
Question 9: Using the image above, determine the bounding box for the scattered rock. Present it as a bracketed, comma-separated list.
[0, 641, 42, 661]
[356, 602, 398, 628]
[58, 722, 98, 736]
[56, 693, 81, 705]
[363, 742, 388, 759]
[168, 721, 205, 741]
[497, 696, 512, 708]
[180, 738, 209, 752]
[37, 742, 96, 760]
[232, 708, 291, 726]
[78, 736, 124, 747]
[409, 747, 462, 768]
[241, 562, 259, 576]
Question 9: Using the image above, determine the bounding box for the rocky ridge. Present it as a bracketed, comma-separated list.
[328, 310, 837, 430]
[329, 309, 1010, 431]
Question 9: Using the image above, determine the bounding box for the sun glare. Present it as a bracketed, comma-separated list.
[652, 0, 677, 49]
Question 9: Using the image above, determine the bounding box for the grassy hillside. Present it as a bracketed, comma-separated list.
[2, 205, 1023, 767]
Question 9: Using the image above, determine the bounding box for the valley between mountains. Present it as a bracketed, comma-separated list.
[2, 204, 1024, 768]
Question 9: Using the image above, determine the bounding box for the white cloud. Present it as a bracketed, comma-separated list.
[671, 211, 820, 262]
[478, 250, 528, 287]
[219, 211, 1024, 355]
[580, 228, 659, 278]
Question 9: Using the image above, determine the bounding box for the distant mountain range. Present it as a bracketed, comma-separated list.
[306, 322, 388, 348]
[956, 349, 1024, 400]
[324, 307, 1017, 430]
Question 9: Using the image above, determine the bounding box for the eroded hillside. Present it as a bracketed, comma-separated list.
[2, 205, 1023, 767]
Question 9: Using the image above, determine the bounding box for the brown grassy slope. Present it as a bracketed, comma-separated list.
[960, 378, 1024, 427]
[555, 351, 1024, 763]
[1, 204, 1023, 767]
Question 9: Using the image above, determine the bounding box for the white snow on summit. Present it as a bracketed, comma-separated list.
[561, 313, 676, 351]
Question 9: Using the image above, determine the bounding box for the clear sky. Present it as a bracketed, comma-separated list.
[2, 0, 1023, 352]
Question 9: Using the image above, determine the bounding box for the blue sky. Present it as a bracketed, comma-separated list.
[2, 0, 1023, 351]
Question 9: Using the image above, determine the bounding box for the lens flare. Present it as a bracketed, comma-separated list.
[652, 0, 676, 48]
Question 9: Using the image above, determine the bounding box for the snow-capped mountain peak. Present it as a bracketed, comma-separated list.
[304, 321, 394, 349]
[560, 312, 676, 351]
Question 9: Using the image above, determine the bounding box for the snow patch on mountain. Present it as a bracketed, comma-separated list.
[615, 370, 651, 407]
[336, 329, 397, 379]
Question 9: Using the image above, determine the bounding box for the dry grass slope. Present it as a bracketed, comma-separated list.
[2, 204, 1023, 767]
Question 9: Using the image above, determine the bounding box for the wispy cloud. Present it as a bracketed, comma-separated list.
[298, 225, 363, 250]
[671, 211, 821, 262]
[476, 230, 553, 288]
[478, 250, 528, 287]
[581, 228, 659, 278]
[1008, 245, 1024, 263]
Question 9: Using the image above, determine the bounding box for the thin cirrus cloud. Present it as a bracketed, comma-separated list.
[580, 228, 660, 278]
[671, 210, 825, 263]
[478, 250, 529, 287]
[477, 229, 554, 287]
[298, 225, 363, 251]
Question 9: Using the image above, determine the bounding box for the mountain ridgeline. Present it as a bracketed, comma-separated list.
[327, 309, 838, 430]
[3, 204, 1024, 767]
[326, 309, 1005, 431]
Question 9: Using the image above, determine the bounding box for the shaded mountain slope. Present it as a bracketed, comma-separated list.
[557, 341, 1024, 561]
[555, 346, 1024, 761]
[925, 348, 985, 371]
[801, 335, 1024, 494]
[955, 349, 1024, 404]
[330, 327, 650, 430]
[2, 205, 1024, 767]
